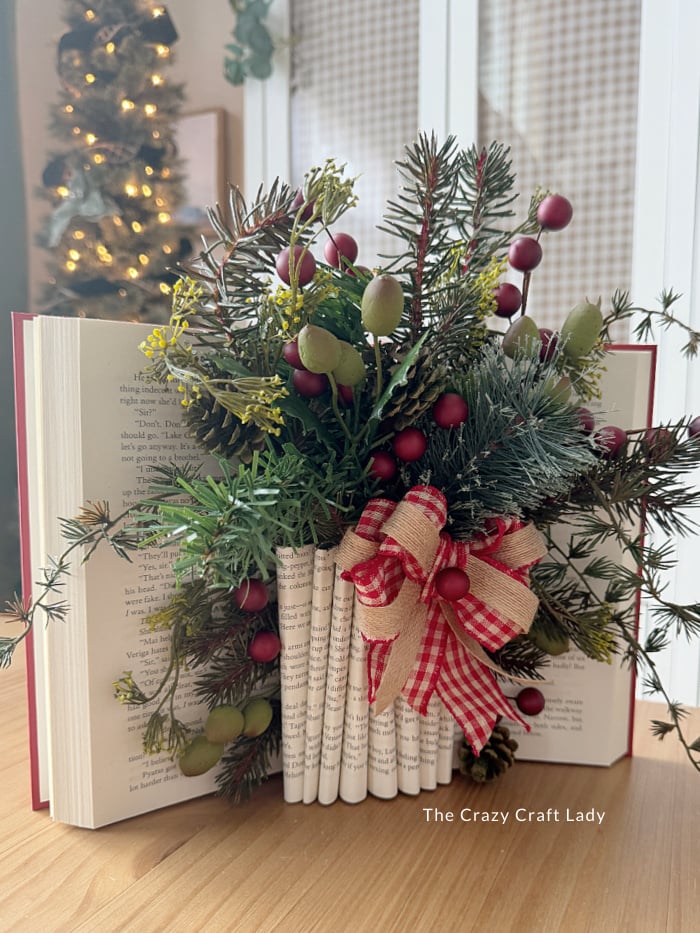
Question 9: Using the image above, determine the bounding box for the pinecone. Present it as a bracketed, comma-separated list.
[183, 394, 267, 463]
[381, 350, 447, 430]
[459, 721, 518, 783]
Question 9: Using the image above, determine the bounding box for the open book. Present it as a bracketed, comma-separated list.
[508, 346, 655, 765]
[13, 314, 220, 828]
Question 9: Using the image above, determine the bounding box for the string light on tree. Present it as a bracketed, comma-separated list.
[39, 0, 192, 321]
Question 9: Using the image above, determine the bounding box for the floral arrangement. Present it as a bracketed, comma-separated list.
[6, 133, 700, 799]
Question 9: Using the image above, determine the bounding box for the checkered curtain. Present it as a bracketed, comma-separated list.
[289, 0, 420, 268]
[478, 0, 642, 332]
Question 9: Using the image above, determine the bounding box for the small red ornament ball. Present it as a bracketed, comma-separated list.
[233, 579, 269, 612]
[576, 407, 595, 435]
[369, 450, 397, 481]
[537, 194, 573, 231]
[689, 416, 700, 438]
[538, 328, 559, 363]
[275, 245, 316, 286]
[508, 237, 543, 272]
[516, 687, 546, 716]
[433, 392, 469, 428]
[644, 427, 673, 460]
[282, 338, 305, 370]
[292, 368, 328, 397]
[248, 631, 281, 663]
[291, 189, 316, 221]
[392, 427, 427, 462]
[323, 233, 358, 269]
[594, 425, 627, 459]
[435, 566, 471, 601]
[337, 383, 354, 406]
[493, 283, 522, 317]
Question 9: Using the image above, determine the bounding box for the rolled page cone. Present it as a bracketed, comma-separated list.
[338, 609, 369, 804]
[394, 697, 421, 795]
[317, 569, 354, 805]
[437, 701, 456, 785]
[419, 693, 442, 791]
[302, 547, 337, 804]
[368, 706, 398, 799]
[276, 544, 315, 803]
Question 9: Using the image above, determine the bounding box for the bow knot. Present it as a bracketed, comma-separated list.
[336, 485, 547, 753]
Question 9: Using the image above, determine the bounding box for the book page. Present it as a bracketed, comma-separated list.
[302, 547, 336, 804]
[367, 707, 398, 799]
[419, 694, 441, 790]
[510, 348, 653, 766]
[35, 318, 220, 828]
[317, 569, 354, 805]
[338, 610, 369, 803]
[275, 543, 315, 803]
[394, 697, 421, 795]
[436, 703, 456, 784]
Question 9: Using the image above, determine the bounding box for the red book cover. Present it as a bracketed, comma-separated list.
[12, 311, 48, 810]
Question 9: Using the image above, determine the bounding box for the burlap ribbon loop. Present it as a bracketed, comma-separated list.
[336, 484, 548, 754]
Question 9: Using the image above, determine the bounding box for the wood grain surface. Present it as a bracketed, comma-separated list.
[1, 648, 698, 933]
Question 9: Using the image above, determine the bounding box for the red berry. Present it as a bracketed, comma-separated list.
[337, 384, 354, 406]
[538, 328, 559, 362]
[508, 237, 543, 272]
[594, 425, 627, 459]
[291, 189, 316, 221]
[368, 451, 397, 481]
[392, 427, 427, 462]
[576, 407, 595, 435]
[292, 368, 328, 397]
[493, 283, 522, 317]
[435, 566, 471, 601]
[248, 631, 281, 663]
[516, 687, 545, 716]
[689, 416, 700, 438]
[282, 339, 305, 370]
[537, 194, 573, 231]
[275, 245, 316, 286]
[644, 427, 673, 460]
[323, 233, 358, 269]
[433, 392, 469, 428]
[233, 579, 269, 612]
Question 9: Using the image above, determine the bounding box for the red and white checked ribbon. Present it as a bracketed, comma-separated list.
[336, 485, 547, 754]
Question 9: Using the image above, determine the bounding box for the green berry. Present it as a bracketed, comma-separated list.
[560, 300, 603, 360]
[332, 341, 366, 386]
[204, 705, 245, 744]
[361, 274, 404, 336]
[502, 315, 540, 358]
[298, 324, 342, 375]
[529, 626, 570, 656]
[178, 734, 224, 776]
[242, 697, 274, 737]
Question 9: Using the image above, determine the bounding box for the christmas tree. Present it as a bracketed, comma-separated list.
[39, 0, 192, 321]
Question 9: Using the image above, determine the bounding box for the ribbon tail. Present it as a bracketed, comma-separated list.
[436, 634, 529, 755]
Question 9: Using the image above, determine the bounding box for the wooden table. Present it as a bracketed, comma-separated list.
[1, 648, 698, 933]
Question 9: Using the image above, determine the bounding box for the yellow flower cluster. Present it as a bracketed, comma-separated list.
[112, 671, 145, 705]
[210, 375, 288, 436]
[475, 257, 509, 318]
[139, 277, 202, 361]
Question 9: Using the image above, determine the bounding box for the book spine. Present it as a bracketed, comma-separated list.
[302, 547, 337, 804]
[367, 706, 398, 799]
[419, 694, 442, 790]
[437, 702, 456, 785]
[338, 609, 369, 804]
[394, 696, 421, 795]
[317, 568, 354, 805]
[276, 544, 315, 803]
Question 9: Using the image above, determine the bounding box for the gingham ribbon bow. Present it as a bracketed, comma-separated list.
[336, 485, 548, 753]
